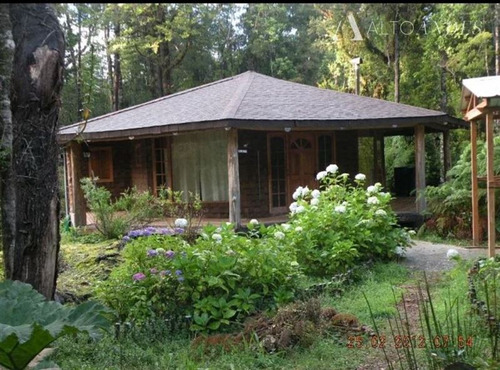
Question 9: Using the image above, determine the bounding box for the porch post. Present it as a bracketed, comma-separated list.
[470, 121, 480, 246]
[486, 112, 496, 257]
[68, 141, 87, 227]
[442, 130, 451, 181]
[227, 128, 241, 227]
[415, 125, 426, 213]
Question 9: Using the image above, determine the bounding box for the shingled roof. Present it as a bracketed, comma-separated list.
[58, 71, 467, 142]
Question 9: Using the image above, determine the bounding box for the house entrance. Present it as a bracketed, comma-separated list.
[268, 132, 335, 214]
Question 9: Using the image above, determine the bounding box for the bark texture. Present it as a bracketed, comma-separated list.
[1, 4, 64, 299]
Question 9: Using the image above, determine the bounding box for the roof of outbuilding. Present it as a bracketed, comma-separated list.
[461, 76, 500, 111]
[58, 71, 467, 142]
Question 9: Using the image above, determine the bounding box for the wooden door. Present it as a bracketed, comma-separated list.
[288, 133, 317, 203]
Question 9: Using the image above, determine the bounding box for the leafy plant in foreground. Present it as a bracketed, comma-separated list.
[0, 280, 111, 370]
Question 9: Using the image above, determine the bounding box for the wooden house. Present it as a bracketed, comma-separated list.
[58, 71, 467, 227]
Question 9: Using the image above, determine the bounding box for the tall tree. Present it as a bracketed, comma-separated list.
[1, 3, 65, 299]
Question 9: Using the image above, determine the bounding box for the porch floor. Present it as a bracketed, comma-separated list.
[82, 197, 418, 230]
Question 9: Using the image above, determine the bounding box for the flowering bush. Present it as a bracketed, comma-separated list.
[96, 222, 301, 331]
[285, 165, 411, 277]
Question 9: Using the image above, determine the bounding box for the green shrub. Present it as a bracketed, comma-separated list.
[96, 223, 301, 332]
[423, 137, 500, 240]
[0, 280, 111, 370]
[283, 165, 411, 277]
[80, 177, 161, 239]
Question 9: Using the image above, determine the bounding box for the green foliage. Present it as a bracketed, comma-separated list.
[423, 137, 500, 239]
[0, 280, 111, 370]
[80, 177, 161, 239]
[96, 223, 301, 331]
[283, 165, 411, 277]
[157, 187, 204, 243]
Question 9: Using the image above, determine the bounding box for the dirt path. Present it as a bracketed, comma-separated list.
[356, 240, 494, 370]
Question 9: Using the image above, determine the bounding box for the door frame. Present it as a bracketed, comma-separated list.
[267, 131, 336, 214]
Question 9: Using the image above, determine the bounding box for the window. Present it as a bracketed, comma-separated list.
[89, 147, 113, 182]
[154, 137, 169, 192]
[269, 136, 286, 208]
[318, 135, 333, 171]
[172, 131, 228, 201]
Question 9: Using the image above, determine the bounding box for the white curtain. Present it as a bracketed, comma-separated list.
[172, 131, 228, 201]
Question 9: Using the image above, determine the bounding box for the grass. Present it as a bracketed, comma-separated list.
[49, 261, 412, 370]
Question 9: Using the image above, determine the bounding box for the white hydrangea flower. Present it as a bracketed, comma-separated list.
[316, 171, 328, 181]
[295, 226, 303, 232]
[375, 209, 387, 217]
[342, 201, 348, 206]
[367, 196, 380, 205]
[355, 173, 366, 181]
[281, 223, 291, 231]
[301, 186, 310, 197]
[375, 182, 382, 188]
[174, 218, 188, 228]
[249, 219, 259, 225]
[311, 189, 321, 199]
[326, 164, 339, 174]
[395, 246, 406, 257]
[212, 233, 222, 243]
[289, 202, 298, 213]
[340, 173, 350, 179]
[408, 230, 417, 236]
[367, 185, 378, 194]
[274, 231, 285, 240]
[295, 205, 305, 214]
[311, 198, 319, 206]
[334, 205, 346, 213]
[447, 249, 460, 259]
[292, 186, 303, 200]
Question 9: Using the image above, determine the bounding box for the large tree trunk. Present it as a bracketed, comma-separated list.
[495, 3, 499, 76]
[0, 4, 15, 281]
[2, 3, 64, 299]
[393, 7, 400, 103]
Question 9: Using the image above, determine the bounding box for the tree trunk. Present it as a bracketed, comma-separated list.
[3, 3, 65, 299]
[440, 52, 448, 112]
[76, 6, 82, 121]
[495, 3, 499, 76]
[113, 22, 122, 110]
[393, 8, 400, 103]
[0, 4, 15, 282]
[104, 24, 114, 109]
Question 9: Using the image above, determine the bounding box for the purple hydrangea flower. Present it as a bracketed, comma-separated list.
[147, 249, 159, 257]
[133, 272, 146, 281]
[150, 268, 158, 274]
[165, 250, 175, 259]
[175, 269, 183, 276]
[177, 276, 185, 282]
[174, 227, 185, 234]
[123, 236, 131, 242]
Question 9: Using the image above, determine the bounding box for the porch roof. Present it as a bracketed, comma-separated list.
[58, 71, 467, 143]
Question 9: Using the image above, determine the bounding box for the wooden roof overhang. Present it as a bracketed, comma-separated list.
[57, 115, 467, 144]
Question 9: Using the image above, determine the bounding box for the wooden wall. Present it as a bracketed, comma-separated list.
[336, 131, 359, 178]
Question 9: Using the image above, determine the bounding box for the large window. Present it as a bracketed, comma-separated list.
[318, 134, 334, 172]
[89, 147, 113, 182]
[154, 137, 169, 192]
[269, 136, 286, 209]
[172, 131, 228, 201]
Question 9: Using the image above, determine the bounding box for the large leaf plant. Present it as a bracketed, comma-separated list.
[0, 280, 111, 370]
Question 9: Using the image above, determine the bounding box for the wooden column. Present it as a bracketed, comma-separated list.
[486, 113, 496, 257]
[68, 141, 87, 227]
[443, 130, 451, 181]
[415, 125, 426, 213]
[380, 135, 386, 187]
[227, 129, 241, 227]
[470, 121, 480, 246]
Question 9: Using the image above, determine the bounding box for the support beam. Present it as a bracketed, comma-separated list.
[415, 125, 426, 213]
[486, 113, 496, 257]
[470, 121, 480, 246]
[68, 141, 87, 227]
[443, 130, 451, 181]
[227, 129, 241, 228]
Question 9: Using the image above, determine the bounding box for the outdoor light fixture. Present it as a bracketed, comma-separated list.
[225, 127, 231, 131]
[284, 127, 291, 133]
[128, 136, 135, 140]
[83, 151, 91, 158]
[392, 124, 398, 128]
[172, 132, 179, 136]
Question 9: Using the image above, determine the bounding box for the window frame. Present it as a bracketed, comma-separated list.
[88, 147, 114, 183]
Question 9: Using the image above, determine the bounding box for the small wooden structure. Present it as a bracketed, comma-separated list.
[58, 71, 467, 228]
[462, 76, 500, 256]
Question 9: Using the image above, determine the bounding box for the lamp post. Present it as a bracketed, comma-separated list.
[351, 57, 362, 95]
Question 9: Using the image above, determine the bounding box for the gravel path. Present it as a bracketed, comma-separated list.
[401, 240, 497, 272]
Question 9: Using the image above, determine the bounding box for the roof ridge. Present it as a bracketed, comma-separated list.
[220, 71, 256, 118]
[60, 71, 254, 129]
